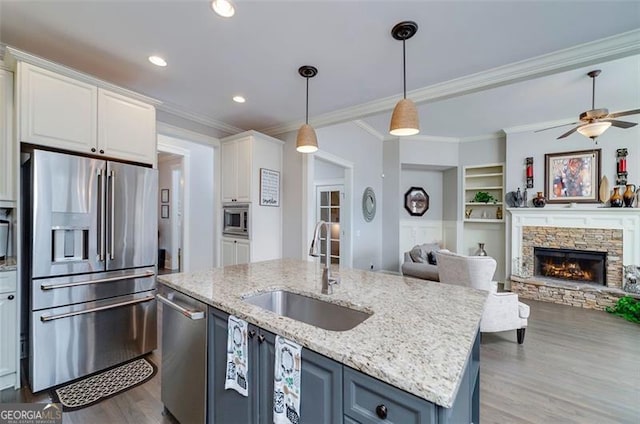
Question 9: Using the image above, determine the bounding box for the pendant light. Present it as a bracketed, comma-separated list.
[389, 21, 420, 136]
[296, 65, 319, 153]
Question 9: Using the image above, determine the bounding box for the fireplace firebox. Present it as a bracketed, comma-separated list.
[534, 247, 607, 285]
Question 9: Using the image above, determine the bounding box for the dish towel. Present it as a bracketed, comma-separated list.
[224, 315, 248, 396]
[273, 336, 302, 424]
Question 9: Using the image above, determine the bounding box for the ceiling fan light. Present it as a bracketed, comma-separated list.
[389, 98, 420, 136]
[296, 124, 318, 153]
[211, 0, 235, 17]
[577, 121, 612, 139]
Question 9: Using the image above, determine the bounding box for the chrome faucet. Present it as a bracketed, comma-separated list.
[309, 220, 340, 294]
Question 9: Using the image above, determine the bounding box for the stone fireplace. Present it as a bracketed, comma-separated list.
[508, 208, 640, 310]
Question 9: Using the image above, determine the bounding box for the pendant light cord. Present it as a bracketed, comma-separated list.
[402, 39, 407, 99]
[305, 77, 310, 125]
[591, 74, 595, 110]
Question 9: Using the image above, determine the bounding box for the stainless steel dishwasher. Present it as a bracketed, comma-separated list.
[157, 285, 207, 424]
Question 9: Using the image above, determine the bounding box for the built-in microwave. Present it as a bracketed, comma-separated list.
[223, 204, 249, 238]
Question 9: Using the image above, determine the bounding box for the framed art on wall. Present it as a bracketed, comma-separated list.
[544, 149, 601, 203]
[260, 168, 280, 207]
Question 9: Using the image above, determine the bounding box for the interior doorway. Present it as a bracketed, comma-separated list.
[315, 185, 343, 265]
[157, 152, 184, 274]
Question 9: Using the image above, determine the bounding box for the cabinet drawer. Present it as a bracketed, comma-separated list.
[344, 367, 435, 424]
[0, 271, 16, 294]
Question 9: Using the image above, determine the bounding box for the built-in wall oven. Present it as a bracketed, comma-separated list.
[223, 203, 249, 238]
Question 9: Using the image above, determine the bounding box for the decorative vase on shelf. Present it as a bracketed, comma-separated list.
[532, 192, 546, 208]
[476, 243, 488, 256]
[610, 186, 624, 208]
[598, 175, 610, 204]
[496, 206, 503, 220]
[623, 184, 636, 207]
[636, 187, 640, 208]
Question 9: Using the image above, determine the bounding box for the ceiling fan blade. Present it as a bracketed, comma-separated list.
[606, 119, 638, 129]
[608, 109, 640, 119]
[557, 126, 579, 139]
[535, 122, 579, 133]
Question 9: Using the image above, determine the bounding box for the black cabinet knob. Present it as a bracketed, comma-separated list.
[258, 335, 265, 343]
[248, 330, 256, 339]
[375, 404, 388, 419]
[91, 148, 96, 152]
[7, 295, 14, 300]
[99, 149, 105, 154]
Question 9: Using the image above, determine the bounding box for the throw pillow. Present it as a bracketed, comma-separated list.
[427, 252, 437, 265]
[409, 245, 428, 263]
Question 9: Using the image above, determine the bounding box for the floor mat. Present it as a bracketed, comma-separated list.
[51, 357, 156, 411]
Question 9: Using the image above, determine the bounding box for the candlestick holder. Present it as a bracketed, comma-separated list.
[616, 148, 628, 185]
[525, 157, 533, 189]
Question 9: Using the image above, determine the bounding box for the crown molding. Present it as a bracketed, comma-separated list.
[261, 29, 640, 137]
[502, 118, 576, 135]
[352, 120, 385, 141]
[157, 102, 245, 136]
[6, 46, 162, 106]
[459, 132, 505, 143]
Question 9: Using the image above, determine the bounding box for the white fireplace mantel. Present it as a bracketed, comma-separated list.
[508, 207, 640, 267]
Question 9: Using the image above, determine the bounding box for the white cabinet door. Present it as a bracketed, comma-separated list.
[235, 239, 250, 265]
[98, 89, 156, 165]
[0, 292, 17, 387]
[235, 138, 251, 202]
[0, 69, 14, 201]
[221, 142, 237, 203]
[19, 62, 97, 153]
[0, 271, 16, 295]
[221, 238, 237, 267]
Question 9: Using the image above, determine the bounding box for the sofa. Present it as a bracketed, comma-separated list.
[401, 243, 444, 281]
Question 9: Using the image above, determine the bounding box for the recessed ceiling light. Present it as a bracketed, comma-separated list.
[148, 56, 167, 67]
[211, 0, 235, 18]
[233, 96, 246, 103]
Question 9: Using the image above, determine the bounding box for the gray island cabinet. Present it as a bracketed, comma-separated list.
[157, 259, 486, 424]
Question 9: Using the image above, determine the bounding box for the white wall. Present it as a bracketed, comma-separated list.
[315, 157, 344, 181]
[382, 140, 401, 271]
[157, 133, 216, 272]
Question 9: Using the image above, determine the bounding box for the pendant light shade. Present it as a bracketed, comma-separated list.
[389, 21, 419, 136]
[296, 65, 319, 153]
[296, 124, 318, 153]
[390, 99, 419, 136]
[576, 121, 611, 139]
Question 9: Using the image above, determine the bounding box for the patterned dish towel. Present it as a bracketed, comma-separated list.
[225, 315, 248, 396]
[273, 336, 302, 424]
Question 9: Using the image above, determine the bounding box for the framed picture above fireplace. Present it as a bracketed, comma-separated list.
[544, 149, 601, 204]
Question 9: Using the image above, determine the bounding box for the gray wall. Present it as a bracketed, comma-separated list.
[280, 122, 383, 270]
[382, 140, 400, 271]
[315, 158, 344, 180]
[459, 137, 506, 167]
[400, 167, 443, 222]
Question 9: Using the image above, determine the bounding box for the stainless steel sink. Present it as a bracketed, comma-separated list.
[243, 290, 372, 331]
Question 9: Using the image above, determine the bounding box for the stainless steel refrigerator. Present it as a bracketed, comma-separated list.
[22, 149, 158, 392]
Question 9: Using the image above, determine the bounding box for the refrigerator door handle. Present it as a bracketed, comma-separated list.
[97, 169, 105, 262]
[40, 294, 156, 322]
[108, 170, 115, 260]
[40, 270, 155, 291]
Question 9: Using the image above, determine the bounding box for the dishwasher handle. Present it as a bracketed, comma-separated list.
[157, 294, 205, 320]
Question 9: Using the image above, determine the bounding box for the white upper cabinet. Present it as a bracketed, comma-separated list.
[18, 62, 157, 165]
[221, 137, 251, 203]
[18, 62, 97, 152]
[0, 69, 15, 202]
[98, 89, 156, 164]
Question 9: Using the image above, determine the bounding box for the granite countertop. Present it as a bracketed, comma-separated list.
[158, 259, 487, 408]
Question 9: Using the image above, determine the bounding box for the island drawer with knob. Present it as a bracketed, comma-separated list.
[343, 366, 436, 424]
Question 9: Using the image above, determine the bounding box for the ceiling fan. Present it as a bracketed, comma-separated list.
[536, 69, 639, 140]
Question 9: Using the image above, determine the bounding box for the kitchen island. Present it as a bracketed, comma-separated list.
[158, 259, 487, 423]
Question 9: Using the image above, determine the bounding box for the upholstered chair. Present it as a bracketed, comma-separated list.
[435, 250, 530, 344]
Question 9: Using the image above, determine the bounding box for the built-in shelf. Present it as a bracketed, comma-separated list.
[464, 218, 505, 223]
[463, 163, 505, 223]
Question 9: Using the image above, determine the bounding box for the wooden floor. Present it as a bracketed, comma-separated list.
[2, 300, 639, 423]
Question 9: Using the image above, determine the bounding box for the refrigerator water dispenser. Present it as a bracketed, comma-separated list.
[52, 228, 88, 261]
